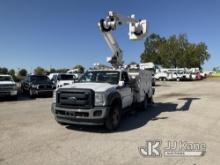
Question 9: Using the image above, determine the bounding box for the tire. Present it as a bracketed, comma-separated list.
[105, 104, 121, 131]
[21, 86, 25, 94]
[57, 121, 67, 125]
[12, 95, 17, 100]
[29, 89, 36, 98]
[152, 82, 155, 86]
[142, 95, 149, 111]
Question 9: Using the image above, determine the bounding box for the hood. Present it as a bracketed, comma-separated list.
[0, 81, 16, 85]
[63, 82, 118, 92]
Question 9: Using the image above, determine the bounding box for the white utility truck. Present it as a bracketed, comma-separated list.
[51, 11, 154, 130]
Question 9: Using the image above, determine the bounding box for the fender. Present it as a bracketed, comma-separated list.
[106, 91, 122, 108]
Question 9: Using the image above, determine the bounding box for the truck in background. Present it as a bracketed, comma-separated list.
[0, 75, 17, 99]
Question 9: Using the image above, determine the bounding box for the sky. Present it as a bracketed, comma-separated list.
[0, 0, 219, 72]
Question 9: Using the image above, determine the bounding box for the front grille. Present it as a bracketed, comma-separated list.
[0, 85, 14, 91]
[39, 84, 52, 90]
[56, 88, 94, 109]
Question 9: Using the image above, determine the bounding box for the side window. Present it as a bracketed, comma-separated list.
[122, 72, 129, 84]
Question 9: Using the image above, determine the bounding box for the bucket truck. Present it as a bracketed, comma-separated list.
[51, 11, 154, 130]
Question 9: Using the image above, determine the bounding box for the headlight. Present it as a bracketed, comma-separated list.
[95, 93, 105, 106]
[31, 84, 38, 89]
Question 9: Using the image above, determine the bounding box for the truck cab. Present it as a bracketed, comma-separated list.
[55, 74, 76, 88]
[51, 69, 154, 130]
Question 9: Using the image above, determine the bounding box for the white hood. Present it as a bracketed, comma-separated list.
[0, 81, 16, 85]
[63, 82, 118, 92]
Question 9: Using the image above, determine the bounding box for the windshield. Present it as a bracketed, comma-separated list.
[128, 68, 139, 73]
[59, 74, 75, 80]
[31, 76, 50, 82]
[0, 76, 13, 81]
[79, 71, 119, 84]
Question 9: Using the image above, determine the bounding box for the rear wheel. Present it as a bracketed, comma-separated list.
[142, 95, 149, 111]
[105, 104, 121, 131]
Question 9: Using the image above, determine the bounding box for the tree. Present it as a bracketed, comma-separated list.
[34, 67, 46, 75]
[49, 68, 56, 73]
[56, 68, 69, 73]
[18, 69, 27, 77]
[73, 65, 85, 73]
[8, 69, 15, 76]
[141, 33, 210, 68]
[0, 67, 8, 74]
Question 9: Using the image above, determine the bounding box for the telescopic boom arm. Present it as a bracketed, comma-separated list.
[98, 11, 148, 68]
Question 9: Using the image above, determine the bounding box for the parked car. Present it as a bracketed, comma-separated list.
[48, 73, 59, 82]
[154, 72, 168, 81]
[21, 75, 55, 97]
[167, 71, 184, 81]
[0, 75, 17, 99]
[55, 74, 76, 88]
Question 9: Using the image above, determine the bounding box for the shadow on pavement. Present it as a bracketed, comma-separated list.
[0, 92, 52, 102]
[65, 97, 200, 133]
[178, 98, 200, 111]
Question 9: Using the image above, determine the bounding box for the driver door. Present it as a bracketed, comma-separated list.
[119, 72, 133, 109]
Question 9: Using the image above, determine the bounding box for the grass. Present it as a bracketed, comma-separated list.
[211, 72, 220, 77]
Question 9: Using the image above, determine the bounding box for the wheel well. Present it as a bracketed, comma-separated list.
[111, 98, 122, 109]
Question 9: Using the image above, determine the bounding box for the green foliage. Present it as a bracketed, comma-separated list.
[49, 68, 57, 73]
[73, 65, 85, 73]
[8, 69, 15, 76]
[141, 33, 210, 68]
[34, 67, 46, 75]
[0, 67, 8, 74]
[18, 69, 27, 77]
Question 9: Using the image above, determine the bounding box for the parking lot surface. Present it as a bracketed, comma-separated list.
[0, 78, 220, 165]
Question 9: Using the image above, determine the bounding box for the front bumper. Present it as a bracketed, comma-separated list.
[32, 89, 53, 95]
[51, 103, 109, 125]
[0, 90, 17, 97]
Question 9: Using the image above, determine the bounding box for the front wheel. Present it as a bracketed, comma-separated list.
[29, 89, 36, 98]
[105, 105, 121, 131]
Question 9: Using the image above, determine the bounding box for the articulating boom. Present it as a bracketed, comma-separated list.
[98, 11, 148, 68]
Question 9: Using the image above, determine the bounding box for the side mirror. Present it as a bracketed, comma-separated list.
[118, 81, 125, 87]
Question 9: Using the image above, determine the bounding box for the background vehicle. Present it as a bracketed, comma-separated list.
[21, 75, 55, 97]
[140, 62, 156, 86]
[66, 69, 82, 79]
[154, 72, 168, 81]
[167, 71, 183, 81]
[0, 75, 17, 99]
[48, 73, 59, 83]
[55, 74, 76, 88]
